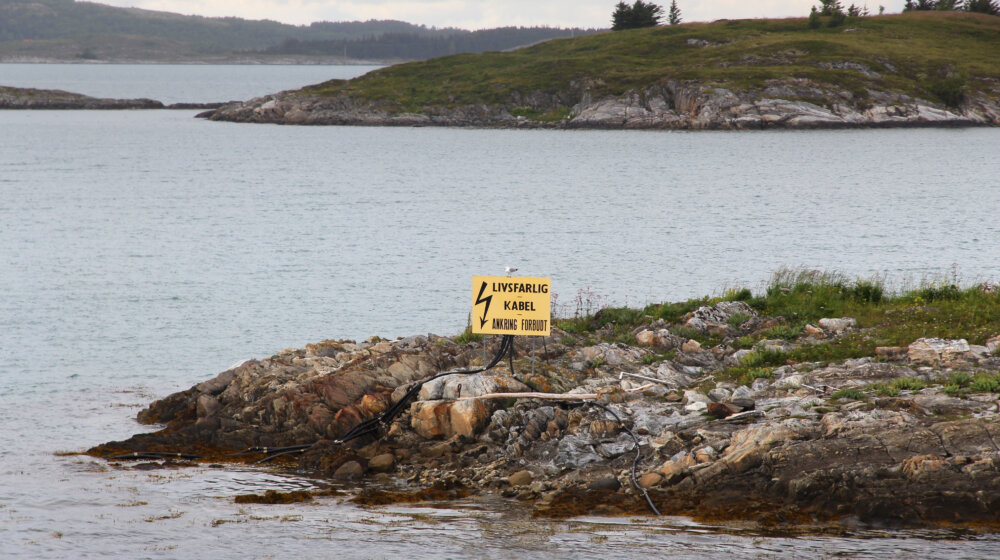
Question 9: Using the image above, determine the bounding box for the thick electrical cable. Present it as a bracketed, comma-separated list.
[586, 401, 662, 516]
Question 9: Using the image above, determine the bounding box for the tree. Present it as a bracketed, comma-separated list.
[668, 0, 682, 25]
[611, 1, 665, 30]
[965, 0, 1000, 13]
[808, 6, 823, 27]
[818, 0, 844, 15]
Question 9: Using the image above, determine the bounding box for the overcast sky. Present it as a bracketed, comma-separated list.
[95, 0, 908, 29]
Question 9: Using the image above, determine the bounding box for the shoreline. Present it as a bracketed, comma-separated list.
[88, 278, 1000, 529]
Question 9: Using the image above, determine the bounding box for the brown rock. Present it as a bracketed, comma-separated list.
[706, 402, 740, 419]
[803, 324, 825, 338]
[448, 399, 491, 438]
[369, 453, 395, 473]
[901, 454, 949, 478]
[421, 442, 452, 458]
[637, 472, 663, 489]
[509, 470, 533, 486]
[658, 455, 697, 483]
[875, 346, 908, 361]
[333, 460, 364, 479]
[681, 339, 702, 353]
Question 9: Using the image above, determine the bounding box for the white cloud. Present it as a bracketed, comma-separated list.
[95, 0, 907, 29]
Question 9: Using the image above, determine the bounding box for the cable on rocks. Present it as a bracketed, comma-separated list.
[585, 401, 662, 516]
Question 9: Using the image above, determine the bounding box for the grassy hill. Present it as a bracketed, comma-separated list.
[300, 12, 1000, 115]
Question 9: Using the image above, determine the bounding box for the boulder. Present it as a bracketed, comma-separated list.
[818, 317, 857, 333]
[908, 338, 973, 367]
[683, 301, 756, 333]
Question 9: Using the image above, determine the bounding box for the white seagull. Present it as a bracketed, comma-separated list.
[505, 266, 518, 275]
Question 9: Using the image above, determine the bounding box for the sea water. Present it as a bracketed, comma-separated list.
[1, 64, 999, 558]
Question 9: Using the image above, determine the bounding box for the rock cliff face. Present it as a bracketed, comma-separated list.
[204, 78, 1000, 129]
[0, 86, 163, 109]
[89, 301, 1000, 528]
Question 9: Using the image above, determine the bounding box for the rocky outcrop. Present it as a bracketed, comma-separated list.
[203, 77, 1000, 130]
[0, 85, 163, 109]
[89, 301, 1000, 529]
[0, 86, 231, 110]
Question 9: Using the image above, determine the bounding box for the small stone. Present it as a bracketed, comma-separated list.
[508, 470, 533, 486]
[587, 476, 622, 492]
[333, 460, 364, 479]
[369, 453, 395, 473]
[637, 472, 663, 488]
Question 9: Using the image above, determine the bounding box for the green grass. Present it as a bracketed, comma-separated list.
[297, 12, 1000, 120]
[831, 387, 867, 401]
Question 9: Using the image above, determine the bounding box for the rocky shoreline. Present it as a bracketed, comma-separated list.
[0, 85, 227, 110]
[202, 78, 1000, 130]
[89, 298, 1000, 528]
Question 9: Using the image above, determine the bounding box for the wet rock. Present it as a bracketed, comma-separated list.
[369, 453, 395, 473]
[196, 394, 221, 418]
[587, 477, 621, 492]
[334, 460, 364, 479]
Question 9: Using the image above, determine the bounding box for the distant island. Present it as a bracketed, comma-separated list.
[0, 0, 596, 63]
[0, 85, 228, 109]
[203, 12, 1000, 130]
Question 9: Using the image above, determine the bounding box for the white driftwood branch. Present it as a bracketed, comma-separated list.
[457, 392, 598, 401]
[455, 383, 654, 402]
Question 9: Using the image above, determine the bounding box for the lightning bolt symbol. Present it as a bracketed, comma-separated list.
[474, 281, 492, 328]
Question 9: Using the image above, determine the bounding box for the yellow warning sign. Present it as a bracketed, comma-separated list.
[472, 275, 551, 336]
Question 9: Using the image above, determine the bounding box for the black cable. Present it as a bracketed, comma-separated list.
[109, 451, 202, 461]
[586, 401, 662, 516]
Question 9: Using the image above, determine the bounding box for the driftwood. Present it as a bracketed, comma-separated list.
[456, 384, 654, 402]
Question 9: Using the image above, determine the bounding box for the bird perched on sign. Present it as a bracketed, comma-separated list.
[505, 266, 518, 275]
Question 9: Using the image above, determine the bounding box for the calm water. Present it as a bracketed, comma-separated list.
[2, 64, 1000, 559]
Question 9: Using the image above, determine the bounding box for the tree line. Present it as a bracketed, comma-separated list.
[0, 0, 598, 59]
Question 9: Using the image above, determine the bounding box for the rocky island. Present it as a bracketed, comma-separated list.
[0, 85, 164, 109]
[90, 271, 1000, 529]
[0, 85, 230, 110]
[204, 13, 1000, 129]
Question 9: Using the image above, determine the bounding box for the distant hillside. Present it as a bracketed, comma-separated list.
[0, 0, 597, 62]
[205, 12, 1000, 129]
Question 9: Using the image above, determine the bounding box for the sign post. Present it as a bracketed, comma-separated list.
[472, 275, 551, 336]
